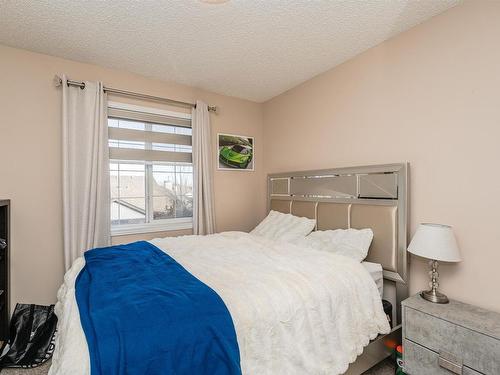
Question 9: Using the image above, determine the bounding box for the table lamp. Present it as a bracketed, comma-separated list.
[407, 223, 461, 304]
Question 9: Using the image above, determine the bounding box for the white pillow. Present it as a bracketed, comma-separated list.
[297, 228, 374, 262]
[250, 210, 316, 242]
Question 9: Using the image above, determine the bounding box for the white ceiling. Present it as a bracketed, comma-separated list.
[0, 0, 459, 102]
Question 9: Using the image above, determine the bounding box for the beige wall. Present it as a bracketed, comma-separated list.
[2, 0, 499, 314]
[0, 45, 266, 307]
[263, 0, 500, 312]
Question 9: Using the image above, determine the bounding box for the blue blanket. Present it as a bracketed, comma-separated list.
[75, 241, 241, 375]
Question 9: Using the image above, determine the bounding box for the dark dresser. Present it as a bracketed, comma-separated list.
[403, 294, 500, 375]
[0, 200, 10, 340]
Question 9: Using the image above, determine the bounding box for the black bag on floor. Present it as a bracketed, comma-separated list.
[0, 304, 57, 369]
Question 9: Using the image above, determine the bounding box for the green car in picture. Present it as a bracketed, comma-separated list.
[219, 144, 253, 169]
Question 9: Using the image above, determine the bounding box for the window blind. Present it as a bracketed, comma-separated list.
[108, 107, 192, 163]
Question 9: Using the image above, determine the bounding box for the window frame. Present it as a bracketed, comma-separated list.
[108, 101, 193, 236]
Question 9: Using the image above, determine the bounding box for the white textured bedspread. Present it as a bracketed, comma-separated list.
[49, 232, 390, 375]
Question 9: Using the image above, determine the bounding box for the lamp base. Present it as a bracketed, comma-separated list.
[420, 289, 449, 304]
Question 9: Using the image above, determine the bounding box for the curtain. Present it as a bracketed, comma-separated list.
[62, 75, 110, 270]
[192, 100, 216, 235]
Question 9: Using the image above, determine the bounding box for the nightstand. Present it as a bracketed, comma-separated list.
[402, 294, 500, 374]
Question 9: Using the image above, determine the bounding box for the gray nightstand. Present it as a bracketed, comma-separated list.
[402, 294, 500, 374]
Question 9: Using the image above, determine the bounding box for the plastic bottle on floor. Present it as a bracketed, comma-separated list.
[395, 345, 406, 374]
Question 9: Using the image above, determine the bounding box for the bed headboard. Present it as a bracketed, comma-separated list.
[267, 163, 409, 324]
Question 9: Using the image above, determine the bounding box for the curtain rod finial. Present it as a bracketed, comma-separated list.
[53, 75, 63, 87]
[208, 105, 217, 113]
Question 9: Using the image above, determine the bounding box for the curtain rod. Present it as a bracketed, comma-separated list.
[53, 75, 217, 113]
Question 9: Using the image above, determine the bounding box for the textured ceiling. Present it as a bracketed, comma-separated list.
[0, 0, 459, 102]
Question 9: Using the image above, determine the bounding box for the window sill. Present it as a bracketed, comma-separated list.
[111, 219, 193, 236]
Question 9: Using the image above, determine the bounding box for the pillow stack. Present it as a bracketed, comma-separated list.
[250, 210, 374, 262]
[297, 229, 373, 262]
[250, 210, 316, 242]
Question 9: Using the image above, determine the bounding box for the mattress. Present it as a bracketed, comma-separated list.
[362, 261, 383, 297]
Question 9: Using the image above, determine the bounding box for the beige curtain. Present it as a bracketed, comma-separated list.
[62, 75, 110, 270]
[192, 100, 216, 234]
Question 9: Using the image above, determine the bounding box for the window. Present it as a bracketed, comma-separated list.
[231, 145, 250, 154]
[108, 103, 193, 235]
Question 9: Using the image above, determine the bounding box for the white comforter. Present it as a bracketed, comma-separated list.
[49, 232, 390, 375]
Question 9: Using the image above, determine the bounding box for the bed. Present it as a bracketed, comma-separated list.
[266, 163, 409, 374]
[49, 163, 408, 375]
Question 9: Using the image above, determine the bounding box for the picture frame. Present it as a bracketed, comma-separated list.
[217, 133, 254, 171]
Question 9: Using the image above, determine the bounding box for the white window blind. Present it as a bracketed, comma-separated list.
[108, 104, 193, 235]
[108, 107, 192, 163]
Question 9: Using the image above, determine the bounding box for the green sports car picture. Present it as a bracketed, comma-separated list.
[218, 133, 254, 170]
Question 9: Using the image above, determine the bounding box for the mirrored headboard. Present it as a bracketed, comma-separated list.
[267, 163, 409, 324]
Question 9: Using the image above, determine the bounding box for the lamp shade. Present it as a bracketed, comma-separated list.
[407, 223, 461, 262]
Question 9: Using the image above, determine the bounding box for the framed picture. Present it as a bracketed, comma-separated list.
[217, 133, 254, 171]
